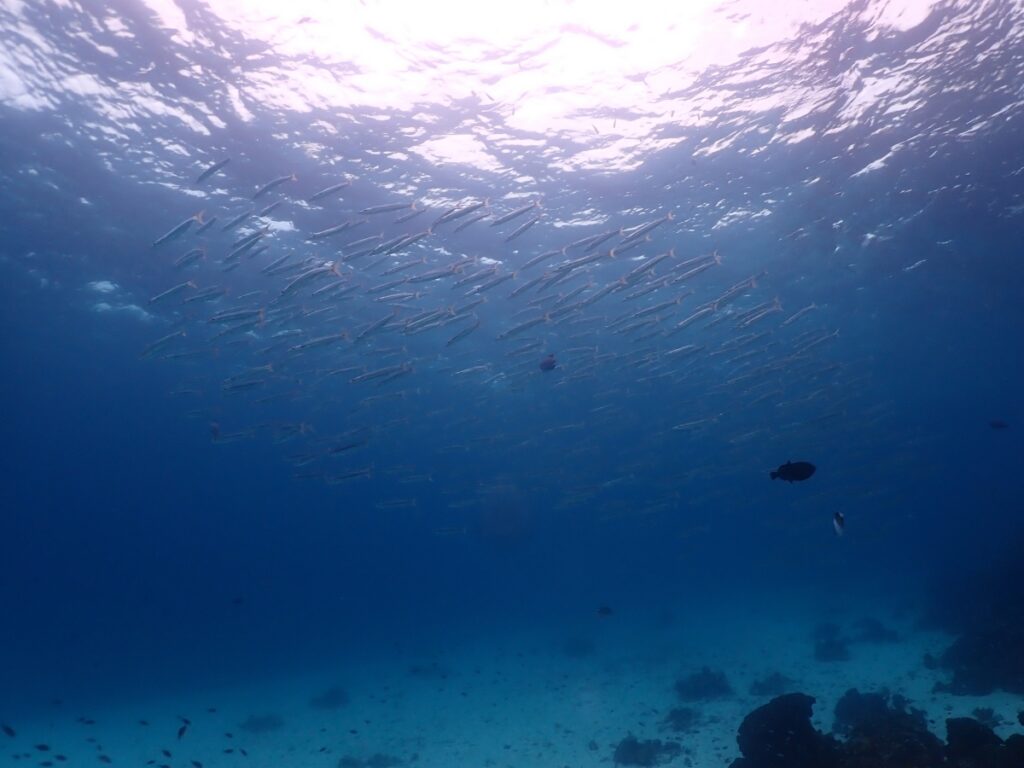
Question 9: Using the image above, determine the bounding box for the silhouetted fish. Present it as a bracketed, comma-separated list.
[770, 460, 815, 482]
[597, 605, 613, 617]
[989, 419, 1009, 429]
[1, 725, 14, 738]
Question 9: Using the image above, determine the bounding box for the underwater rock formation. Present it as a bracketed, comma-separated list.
[934, 623, 1024, 695]
[612, 734, 683, 766]
[924, 534, 1024, 697]
[832, 689, 944, 767]
[674, 667, 733, 701]
[729, 690, 1024, 768]
[730, 693, 839, 768]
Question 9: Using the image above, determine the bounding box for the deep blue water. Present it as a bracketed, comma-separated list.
[1, 0, 1023, 754]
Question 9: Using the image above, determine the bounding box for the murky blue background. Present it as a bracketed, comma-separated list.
[1, 0, 1022, 720]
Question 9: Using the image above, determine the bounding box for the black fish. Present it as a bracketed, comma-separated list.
[770, 460, 815, 482]
[178, 725, 187, 740]
[596, 605, 613, 617]
[2, 725, 14, 738]
[989, 419, 1009, 429]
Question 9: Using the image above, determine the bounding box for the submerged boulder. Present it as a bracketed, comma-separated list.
[730, 693, 839, 768]
[834, 689, 943, 768]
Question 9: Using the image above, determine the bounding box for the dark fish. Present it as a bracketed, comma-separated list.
[539, 353, 557, 372]
[177, 725, 187, 740]
[191, 761, 203, 768]
[195, 157, 230, 185]
[770, 460, 815, 482]
[161, 750, 171, 758]
[252, 173, 296, 200]
[833, 512, 845, 537]
[34, 746, 50, 753]
[2, 725, 14, 738]
[98, 756, 112, 764]
[596, 605, 613, 617]
[139, 721, 150, 727]
[989, 419, 1009, 429]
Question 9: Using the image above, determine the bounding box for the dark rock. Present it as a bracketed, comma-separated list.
[732, 693, 839, 768]
[1003, 735, 1024, 766]
[935, 624, 1024, 695]
[853, 617, 900, 644]
[946, 718, 1002, 765]
[613, 734, 682, 766]
[748, 672, 795, 697]
[239, 714, 284, 734]
[674, 667, 733, 701]
[662, 707, 700, 733]
[833, 689, 943, 768]
[310, 686, 349, 710]
[972, 707, 1003, 729]
[813, 623, 850, 662]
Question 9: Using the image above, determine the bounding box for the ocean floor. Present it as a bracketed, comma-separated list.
[7, 602, 1022, 768]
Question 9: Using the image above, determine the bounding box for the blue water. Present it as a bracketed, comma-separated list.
[2, 0, 1023, 763]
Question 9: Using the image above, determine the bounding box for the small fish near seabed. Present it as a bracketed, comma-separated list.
[770, 460, 816, 482]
